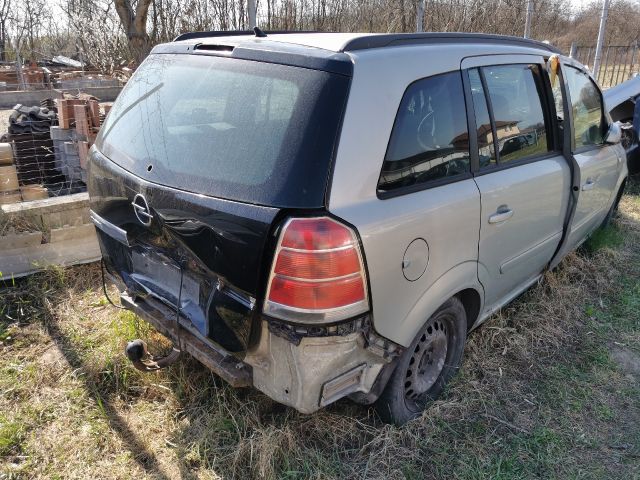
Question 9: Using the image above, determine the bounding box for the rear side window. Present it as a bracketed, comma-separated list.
[472, 64, 551, 166]
[377, 71, 470, 193]
[564, 66, 605, 148]
[97, 54, 350, 208]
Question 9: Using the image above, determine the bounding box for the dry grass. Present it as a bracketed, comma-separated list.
[1, 178, 639, 479]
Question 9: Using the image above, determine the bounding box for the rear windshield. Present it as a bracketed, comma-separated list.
[96, 54, 350, 207]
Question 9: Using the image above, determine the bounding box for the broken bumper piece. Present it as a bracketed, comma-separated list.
[244, 319, 398, 414]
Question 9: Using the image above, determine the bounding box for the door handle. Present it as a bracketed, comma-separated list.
[488, 206, 514, 224]
[581, 178, 595, 191]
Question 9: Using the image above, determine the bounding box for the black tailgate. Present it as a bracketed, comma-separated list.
[88, 149, 279, 353]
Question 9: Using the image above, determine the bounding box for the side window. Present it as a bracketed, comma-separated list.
[564, 66, 605, 148]
[378, 71, 470, 193]
[481, 64, 552, 164]
[468, 69, 497, 168]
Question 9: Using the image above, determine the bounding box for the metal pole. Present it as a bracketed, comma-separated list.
[593, 0, 610, 79]
[416, 0, 425, 32]
[569, 42, 577, 59]
[248, 0, 257, 28]
[524, 0, 533, 39]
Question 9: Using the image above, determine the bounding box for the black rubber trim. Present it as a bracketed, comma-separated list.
[462, 69, 480, 173]
[341, 33, 562, 54]
[548, 58, 582, 270]
[471, 151, 564, 177]
[377, 171, 474, 200]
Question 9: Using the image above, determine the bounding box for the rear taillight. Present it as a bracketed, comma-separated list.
[263, 217, 369, 323]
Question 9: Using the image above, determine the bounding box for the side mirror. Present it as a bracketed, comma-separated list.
[605, 122, 622, 145]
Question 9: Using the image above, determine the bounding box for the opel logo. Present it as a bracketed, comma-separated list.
[132, 194, 153, 226]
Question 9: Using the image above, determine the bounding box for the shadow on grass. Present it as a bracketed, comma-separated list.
[1, 267, 176, 480]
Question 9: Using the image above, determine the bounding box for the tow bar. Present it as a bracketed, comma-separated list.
[125, 339, 181, 372]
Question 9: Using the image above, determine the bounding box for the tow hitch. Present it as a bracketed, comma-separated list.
[125, 339, 181, 372]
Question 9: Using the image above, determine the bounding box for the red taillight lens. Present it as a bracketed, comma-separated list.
[269, 276, 366, 310]
[264, 217, 369, 323]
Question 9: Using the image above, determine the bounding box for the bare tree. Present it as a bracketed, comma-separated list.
[114, 0, 153, 64]
[0, 0, 10, 61]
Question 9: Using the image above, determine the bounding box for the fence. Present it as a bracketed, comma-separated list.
[572, 44, 639, 89]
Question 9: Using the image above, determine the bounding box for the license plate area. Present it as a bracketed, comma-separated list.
[131, 250, 206, 335]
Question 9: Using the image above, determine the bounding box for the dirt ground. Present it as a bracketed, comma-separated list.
[0, 177, 639, 479]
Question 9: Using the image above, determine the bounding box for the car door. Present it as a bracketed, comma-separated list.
[560, 63, 622, 249]
[462, 55, 572, 311]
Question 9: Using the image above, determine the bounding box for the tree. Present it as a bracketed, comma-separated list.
[0, 0, 10, 61]
[114, 0, 153, 64]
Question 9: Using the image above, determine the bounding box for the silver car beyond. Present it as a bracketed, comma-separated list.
[88, 31, 628, 425]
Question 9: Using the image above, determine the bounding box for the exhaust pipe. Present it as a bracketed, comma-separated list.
[125, 339, 181, 372]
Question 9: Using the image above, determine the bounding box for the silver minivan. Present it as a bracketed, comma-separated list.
[89, 31, 628, 425]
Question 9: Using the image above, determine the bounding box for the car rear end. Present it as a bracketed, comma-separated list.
[88, 36, 398, 413]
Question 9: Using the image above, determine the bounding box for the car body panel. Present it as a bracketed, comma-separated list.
[474, 158, 570, 309]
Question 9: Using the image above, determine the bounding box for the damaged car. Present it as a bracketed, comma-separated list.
[88, 31, 628, 425]
[604, 75, 640, 173]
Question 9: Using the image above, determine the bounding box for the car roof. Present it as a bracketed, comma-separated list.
[173, 31, 561, 55]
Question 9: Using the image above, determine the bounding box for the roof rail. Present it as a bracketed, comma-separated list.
[174, 30, 319, 42]
[341, 33, 561, 54]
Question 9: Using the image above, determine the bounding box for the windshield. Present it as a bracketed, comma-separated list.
[96, 53, 349, 207]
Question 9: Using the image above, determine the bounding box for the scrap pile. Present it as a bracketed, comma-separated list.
[0, 95, 111, 205]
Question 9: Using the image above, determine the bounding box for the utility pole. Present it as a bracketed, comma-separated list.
[524, 0, 533, 38]
[592, 0, 610, 81]
[416, 0, 425, 32]
[248, 0, 257, 29]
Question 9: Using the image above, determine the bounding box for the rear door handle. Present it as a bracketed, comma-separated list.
[488, 206, 514, 224]
[582, 178, 595, 191]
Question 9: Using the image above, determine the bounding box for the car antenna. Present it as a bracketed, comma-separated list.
[253, 26, 267, 38]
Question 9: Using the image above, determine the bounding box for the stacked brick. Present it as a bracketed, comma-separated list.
[53, 97, 110, 183]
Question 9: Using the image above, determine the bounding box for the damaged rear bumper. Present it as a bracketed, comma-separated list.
[119, 292, 399, 413]
[245, 319, 399, 413]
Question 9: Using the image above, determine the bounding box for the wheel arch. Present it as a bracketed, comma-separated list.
[387, 261, 485, 347]
[456, 287, 483, 331]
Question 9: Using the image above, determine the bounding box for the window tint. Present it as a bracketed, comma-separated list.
[378, 71, 470, 193]
[482, 64, 551, 164]
[564, 66, 605, 148]
[469, 69, 497, 168]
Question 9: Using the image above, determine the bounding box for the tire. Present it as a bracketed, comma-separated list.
[601, 182, 625, 229]
[375, 296, 467, 425]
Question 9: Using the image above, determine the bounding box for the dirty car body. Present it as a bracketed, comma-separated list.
[88, 32, 628, 424]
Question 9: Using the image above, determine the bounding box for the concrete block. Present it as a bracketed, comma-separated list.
[0, 231, 42, 250]
[50, 224, 96, 243]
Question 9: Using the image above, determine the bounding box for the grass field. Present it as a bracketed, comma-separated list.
[1, 178, 639, 479]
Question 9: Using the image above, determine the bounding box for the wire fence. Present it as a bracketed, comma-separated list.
[0, 98, 110, 205]
[573, 44, 639, 88]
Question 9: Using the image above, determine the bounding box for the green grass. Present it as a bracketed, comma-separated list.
[0, 415, 24, 456]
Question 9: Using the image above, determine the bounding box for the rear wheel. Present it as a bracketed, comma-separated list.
[375, 297, 467, 425]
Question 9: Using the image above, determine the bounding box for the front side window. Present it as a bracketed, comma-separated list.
[378, 71, 470, 193]
[481, 64, 551, 164]
[564, 66, 605, 149]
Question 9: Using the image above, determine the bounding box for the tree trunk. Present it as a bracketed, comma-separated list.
[114, 0, 153, 65]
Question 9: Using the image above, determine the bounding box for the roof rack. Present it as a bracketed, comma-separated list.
[340, 32, 561, 54]
[174, 30, 319, 42]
